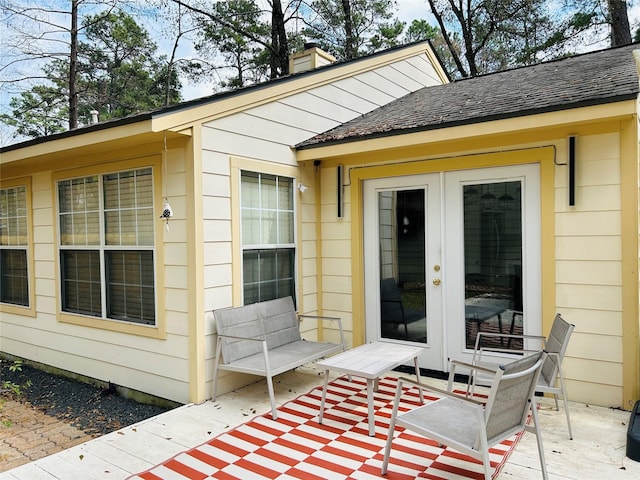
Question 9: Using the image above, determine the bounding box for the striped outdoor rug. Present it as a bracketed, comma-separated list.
[128, 376, 524, 479]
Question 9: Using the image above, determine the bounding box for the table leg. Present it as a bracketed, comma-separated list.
[318, 369, 329, 424]
[367, 378, 375, 436]
[413, 357, 424, 403]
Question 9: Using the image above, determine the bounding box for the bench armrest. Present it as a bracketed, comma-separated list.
[297, 314, 346, 350]
[216, 333, 266, 342]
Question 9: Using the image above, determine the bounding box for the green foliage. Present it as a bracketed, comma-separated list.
[1, 10, 181, 139]
[302, 0, 402, 59]
[1, 360, 32, 428]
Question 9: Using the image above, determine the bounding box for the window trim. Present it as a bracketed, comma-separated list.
[230, 157, 300, 307]
[52, 156, 166, 339]
[0, 176, 35, 317]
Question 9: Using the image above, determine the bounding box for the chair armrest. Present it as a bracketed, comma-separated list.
[450, 359, 498, 375]
[398, 376, 485, 406]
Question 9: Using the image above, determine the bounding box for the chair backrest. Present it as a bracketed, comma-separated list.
[380, 278, 403, 317]
[540, 314, 574, 386]
[483, 351, 546, 445]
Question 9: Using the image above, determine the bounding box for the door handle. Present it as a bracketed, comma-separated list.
[432, 278, 441, 286]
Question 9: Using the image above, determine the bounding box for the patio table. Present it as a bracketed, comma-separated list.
[317, 341, 423, 436]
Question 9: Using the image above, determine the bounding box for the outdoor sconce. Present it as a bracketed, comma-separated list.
[297, 183, 309, 193]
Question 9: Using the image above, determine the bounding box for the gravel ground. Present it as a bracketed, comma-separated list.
[1, 360, 173, 436]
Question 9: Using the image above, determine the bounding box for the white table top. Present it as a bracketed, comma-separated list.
[316, 341, 423, 379]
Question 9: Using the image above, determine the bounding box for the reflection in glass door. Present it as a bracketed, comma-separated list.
[378, 189, 427, 343]
[463, 181, 524, 351]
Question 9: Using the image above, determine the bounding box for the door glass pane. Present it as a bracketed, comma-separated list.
[463, 181, 524, 350]
[378, 189, 427, 343]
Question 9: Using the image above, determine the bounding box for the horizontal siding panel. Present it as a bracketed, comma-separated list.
[324, 76, 397, 107]
[204, 264, 232, 286]
[33, 243, 54, 262]
[164, 265, 188, 288]
[568, 332, 622, 362]
[321, 222, 351, 240]
[322, 275, 351, 293]
[280, 92, 360, 123]
[323, 239, 351, 258]
[204, 242, 232, 265]
[566, 380, 621, 407]
[376, 63, 425, 91]
[166, 310, 189, 336]
[558, 307, 622, 336]
[34, 259, 55, 279]
[201, 151, 231, 176]
[405, 55, 443, 84]
[33, 207, 52, 227]
[302, 257, 317, 276]
[322, 291, 353, 312]
[301, 274, 317, 294]
[166, 172, 186, 197]
[570, 184, 621, 211]
[202, 172, 231, 197]
[208, 112, 315, 145]
[165, 287, 188, 313]
[556, 236, 622, 261]
[564, 357, 622, 386]
[34, 277, 56, 297]
[203, 219, 231, 242]
[578, 133, 620, 162]
[557, 283, 622, 311]
[202, 195, 231, 219]
[201, 128, 297, 165]
[310, 83, 384, 114]
[322, 258, 351, 276]
[301, 239, 317, 258]
[391, 59, 436, 88]
[249, 101, 340, 133]
[556, 260, 621, 285]
[348, 71, 410, 99]
[555, 211, 621, 236]
[203, 285, 233, 311]
[164, 243, 188, 266]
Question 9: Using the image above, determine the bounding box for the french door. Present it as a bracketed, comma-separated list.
[363, 165, 541, 371]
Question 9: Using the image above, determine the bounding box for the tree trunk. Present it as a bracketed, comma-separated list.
[608, 0, 631, 46]
[341, 0, 356, 59]
[69, 0, 78, 129]
[270, 0, 289, 78]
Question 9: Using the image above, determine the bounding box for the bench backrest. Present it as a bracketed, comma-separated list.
[214, 296, 301, 364]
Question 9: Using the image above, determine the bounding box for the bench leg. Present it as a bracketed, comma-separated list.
[266, 375, 278, 420]
[212, 337, 223, 401]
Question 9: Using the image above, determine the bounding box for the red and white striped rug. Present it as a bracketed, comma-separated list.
[128, 376, 523, 480]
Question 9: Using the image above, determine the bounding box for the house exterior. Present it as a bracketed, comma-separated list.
[1, 41, 638, 410]
[0, 42, 448, 405]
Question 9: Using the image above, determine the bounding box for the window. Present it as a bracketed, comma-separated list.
[58, 168, 155, 325]
[0, 186, 29, 306]
[241, 171, 295, 304]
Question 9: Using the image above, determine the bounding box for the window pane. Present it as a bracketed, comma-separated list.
[0, 249, 29, 306]
[278, 177, 293, 210]
[242, 209, 260, 245]
[61, 250, 101, 316]
[243, 248, 294, 304]
[261, 210, 277, 244]
[278, 211, 294, 243]
[0, 186, 27, 246]
[261, 174, 277, 209]
[241, 171, 259, 208]
[106, 251, 155, 325]
[58, 177, 99, 246]
[137, 208, 154, 245]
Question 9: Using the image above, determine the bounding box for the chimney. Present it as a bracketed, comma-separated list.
[289, 42, 336, 74]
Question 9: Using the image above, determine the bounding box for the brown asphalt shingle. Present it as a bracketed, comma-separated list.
[297, 43, 640, 149]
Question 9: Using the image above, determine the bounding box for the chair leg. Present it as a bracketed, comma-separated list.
[558, 370, 573, 440]
[381, 381, 404, 475]
[529, 398, 549, 480]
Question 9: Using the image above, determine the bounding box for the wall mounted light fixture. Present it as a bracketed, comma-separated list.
[297, 183, 309, 193]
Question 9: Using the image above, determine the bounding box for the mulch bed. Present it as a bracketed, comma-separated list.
[1, 360, 173, 436]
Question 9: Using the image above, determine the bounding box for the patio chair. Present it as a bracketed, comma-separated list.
[380, 278, 424, 337]
[381, 351, 549, 480]
[470, 313, 574, 439]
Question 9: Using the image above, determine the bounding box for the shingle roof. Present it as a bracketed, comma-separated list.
[297, 43, 640, 149]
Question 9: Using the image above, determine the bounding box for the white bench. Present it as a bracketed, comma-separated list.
[211, 296, 346, 419]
